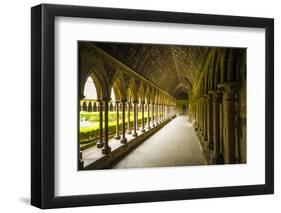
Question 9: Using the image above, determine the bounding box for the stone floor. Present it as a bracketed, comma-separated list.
[112, 116, 206, 169]
[82, 120, 166, 168]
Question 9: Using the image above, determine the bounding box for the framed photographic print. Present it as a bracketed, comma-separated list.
[31, 3, 274, 209]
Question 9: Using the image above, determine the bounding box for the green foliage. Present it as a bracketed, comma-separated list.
[79, 111, 152, 143]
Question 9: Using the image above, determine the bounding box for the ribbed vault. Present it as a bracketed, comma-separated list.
[94, 42, 209, 99]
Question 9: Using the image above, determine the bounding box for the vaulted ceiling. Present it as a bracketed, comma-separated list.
[94, 42, 209, 99]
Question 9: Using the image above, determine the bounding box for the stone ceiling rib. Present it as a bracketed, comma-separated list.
[94, 42, 209, 99]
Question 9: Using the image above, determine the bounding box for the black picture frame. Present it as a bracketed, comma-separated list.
[31, 3, 274, 209]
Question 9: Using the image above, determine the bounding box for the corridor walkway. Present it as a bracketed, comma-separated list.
[112, 116, 206, 169]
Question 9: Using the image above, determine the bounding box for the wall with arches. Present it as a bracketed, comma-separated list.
[79, 42, 177, 157]
[189, 47, 247, 164]
[79, 41, 246, 165]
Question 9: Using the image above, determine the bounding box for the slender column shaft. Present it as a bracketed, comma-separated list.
[164, 105, 166, 120]
[132, 102, 138, 137]
[147, 103, 151, 129]
[210, 92, 223, 163]
[120, 101, 127, 144]
[155, 104, 158, 124]
[218, 82, 239, 164]
[162, 104, 163, 120]
[79, 100, 82, 112]
[127, 102, 131, 134]
[151, 103, 155, 127]
[159, 104, 161, 122]
[96, 100, 104, 148]
[136, 103, 139, 130]
[199, 101, 202, 134]
[160, 104, 162, 121]
[102, 100, 111, 154]
[159, 104, 161, 121]
[222, 94, 236, 164]
[114, 101, 120, 140]
[219, 101, 224, 156]
[207, 98, 213, 149]
[203, 99, 208, 141]
[141, 102, 145, 132]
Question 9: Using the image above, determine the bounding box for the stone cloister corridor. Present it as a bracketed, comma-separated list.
[79, 41, 247, 170]
[113, 116, 205, 169]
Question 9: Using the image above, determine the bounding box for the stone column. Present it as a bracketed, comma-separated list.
[219, 98, 224, 160]
[93, 102, 97, 112]
[79, 100, 83, 112]
[147, 103, 151, 129]
[188, 104, 192, 122]
[199, 100, 203, 136]
[151, 103, 155, 127]
[82, 101, 85, 112]
[203, 99, 208, 142]
[195, 103, 197, 121]
[154, 103, 157, 125]
[218, 82, 239, 164]
[127, 102, 132, 134]
[206, 95, 213, 150]
[160, 104, 165, 122]
[162, 104, 164, 120]
[120, 100, 127, 144]
[132, 101, 138, 137]
[156, 103, 159, 124]
[209, 91, 223, 164]
[87, 101, 91, 112]
[162, 104, 164, 121]
[102, 99, 111, 154]
[201, 100, 204, 134]
[141, 102, 145, 133]
[96, 100, 104, 148]
[199, 100, 202, 134]
[136, 103, 139, 130]
[159, 104, 162, 122]
[114, 101, 120, 140]
[162, 104, 166, 121]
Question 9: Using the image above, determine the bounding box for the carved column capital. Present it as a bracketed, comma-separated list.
[79, 94, 85, 100]
[208, 91, 223, 103]
[217, 81, 240, 100]
[101, 98, 111, 102]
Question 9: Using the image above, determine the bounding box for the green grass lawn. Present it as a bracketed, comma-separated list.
[79, 111, 154, 143]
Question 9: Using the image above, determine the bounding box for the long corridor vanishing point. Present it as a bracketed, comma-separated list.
[78, 41, 247, 170]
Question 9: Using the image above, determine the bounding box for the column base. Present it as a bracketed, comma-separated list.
[141, 129, 146, 133]
[120, 138, 127, 144]
[208, 142, 214, 150]
[127, 130, 132, 134]
[212, 153, 225, 164]
[203, 135, 208, 142]
[147, 126, 151, 130]
[114, 135, 121, 140]
[96, 142, 104, 148]
[102, 146, 111, 154]
[132, 132, 138, 137]
[152, 124, 155, 128]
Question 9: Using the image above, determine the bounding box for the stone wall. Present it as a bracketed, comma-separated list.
[189, 48, 247, 164]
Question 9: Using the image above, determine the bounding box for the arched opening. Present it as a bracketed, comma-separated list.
[78, 42, 247, 170]
[79, 76, 100, 145]
[83, 76, 98, 100]
[182, 105, 187, 115]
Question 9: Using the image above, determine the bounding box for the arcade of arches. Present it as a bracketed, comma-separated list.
[79, 42, 246, 169]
